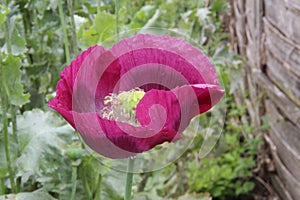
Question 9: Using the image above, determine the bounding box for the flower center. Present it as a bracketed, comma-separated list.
[100, 88, 145, 126]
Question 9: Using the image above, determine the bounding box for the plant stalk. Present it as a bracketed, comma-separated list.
[83, 173, 92, 199]
[124, 157, 135, 200]
[1, 86, 16, 193]
[97, 0, 101, 14]
[1, 2, 16, 192]
[70, 163, 78, 200]
[11, 107, 20, 156]
[0, 178, 5, 195]
[67, 0, 78, 56]
[94, 173, 102, 200]
[58, 0, 71, 64]
[115, 0, 120, 40]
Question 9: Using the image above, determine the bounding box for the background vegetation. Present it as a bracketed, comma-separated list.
[0, 0, 264, 199]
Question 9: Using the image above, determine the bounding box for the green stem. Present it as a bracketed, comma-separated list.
[1, 1, 16, 192]
[70, 163, 78, 200]
[10, 106, 20, 192]
[0, 178, 5, 195]
[11, 107, 20, 155]
[3, 0, 11, 53]
[124, 157, 135, 200]
[4, 22, 12, 53]
[97, 0, 101, 14]
[67, 0, 78, 56]
[94, 174, 102, 200]
[58, 0, 71, 64]
[83, 173, 92, 199]
[1, 86, 16, 193]
[115, 0, 120, 40]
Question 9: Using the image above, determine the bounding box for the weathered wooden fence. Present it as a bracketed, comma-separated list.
[229, 0, 300, 199]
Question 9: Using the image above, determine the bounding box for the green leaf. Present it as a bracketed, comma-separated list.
[0, 189, 57, 200]
[101, 170, 124, 200]
[1, 54, 30, 106]
[77, 12, 116, 49]
[2, 16, 27, 55]
[78, 156, 109, 196]
[14, 109, 74, 180]
[130, 5, 156, 29]
[10, 24, 27, 55]
[0, 5, 9, 26]
[9, 109, 80, 199]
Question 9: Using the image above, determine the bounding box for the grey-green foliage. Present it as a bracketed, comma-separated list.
[0, 109, 127, 199]
[0, 189, 56, 200]
[0, 5, 9, 26]
[14, 109, 74, 182]
[0, 110, 74, 196]
[1, 54, 30, 106]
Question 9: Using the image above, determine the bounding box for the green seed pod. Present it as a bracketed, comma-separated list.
[67, 147, 84, 160]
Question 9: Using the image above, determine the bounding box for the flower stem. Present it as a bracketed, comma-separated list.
[83, 174, 92, 199]
[94, 174, 102, 200]
[124, 157, 135, 200]
[0, 178, 5, 195]
[97, 0, 101, 14]
[70, 162, 78, 200]
[67, 0, 78, 56]
[0, 86, 16, 193]
[11, 106, 20, 156]
[58, 0, 71, 64]
[1, 2, 16, 192]
[115, 0, 120, 41]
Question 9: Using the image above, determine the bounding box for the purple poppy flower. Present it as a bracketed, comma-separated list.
[48, 34, 224, 159]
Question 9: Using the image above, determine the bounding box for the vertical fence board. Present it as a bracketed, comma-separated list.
[230, 0, 300, 198]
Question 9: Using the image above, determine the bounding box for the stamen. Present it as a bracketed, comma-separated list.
[99, 88, 145, 126]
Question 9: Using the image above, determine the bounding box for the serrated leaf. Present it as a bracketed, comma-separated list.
[77, 12, 116, 48]
[2, 15, 27, 55]
[130, 5, 156, 29]
[10, 25, 27, 55]
[14, 109, 74, 179]
[2, 54, 30, 106]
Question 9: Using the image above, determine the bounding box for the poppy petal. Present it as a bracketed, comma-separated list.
[136, 84, 225, 133]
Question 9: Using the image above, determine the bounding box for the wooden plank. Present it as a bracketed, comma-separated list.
[285, 0, 300, 13]
[264, 19, 300, 77]
[271, 147, 300, 199]
[253, 70, 300, 128]
[229, 0, 239, 53]
[265, 135, 300, 200]
[265, 0, 300, 45]
[245, 66, 260, 126]
[237, 0, 245, 14]
[233, 0, 247, 55]
[245, 0, 257, 57]
[266, 50, 300, 107]
[270, 175, 293, 200]
[245, 34, 258, 68]
[270, 123, 300, 182]
[264, 0, 286, 30]
[245, 0, 263, 68]
[266, 100, 300, 182]
[245, 0, 255, 39]
[284, 8, 300, 46]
